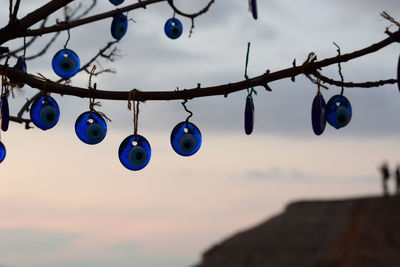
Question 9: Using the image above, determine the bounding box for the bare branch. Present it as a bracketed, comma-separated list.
[313, 71, 396, 88]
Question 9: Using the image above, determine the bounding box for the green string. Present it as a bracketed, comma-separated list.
[244, 42, 257, 96]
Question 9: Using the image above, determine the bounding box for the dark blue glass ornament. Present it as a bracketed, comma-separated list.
[52, 49, 80, 79]
[311, 92, 326, 135]
[75, 111, 107, 145]
[0, 141, 5, 163]
[170, 121, 202, 156]
[119, 134, 151, 171]
[30, 95, 60, 130]
[326, 94, 352, 129]
[250, 0, 258, 20]
[244, 95, 254, 135]
[164, 18, 183, 40]
[109, 0, 124, 5]
[9, 56, 27, 88]
[397, 55, 400, 91]
[1, 96, 9, 132]
[111, 14, 128, 40]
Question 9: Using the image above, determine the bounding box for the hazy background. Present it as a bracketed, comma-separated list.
[0, 0, 399, 266]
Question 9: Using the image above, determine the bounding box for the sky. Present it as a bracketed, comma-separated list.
[0, 0, 399, 266]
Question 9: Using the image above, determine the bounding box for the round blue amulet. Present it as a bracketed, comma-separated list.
[0, 141, 6, 163]
[10, 56, 27, 88]
[1, 95, 9, 132]
[164, 18, 183, 39]
[170, 121, 202, 156]
[311, 92, 326, 135]
[111, 14, 128, 40]
[326, 94, 352, 129]
[75, 111, 107, 145]
[119, 135, 151, 171]
[250, 0, 258, 20]
[30, 95, 60, 130]
[109, 0, 124, 5]
[244, 95, 254, 135]
[52, 49, 80, 79]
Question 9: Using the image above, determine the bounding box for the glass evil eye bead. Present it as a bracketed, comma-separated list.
[164, 18, 183, 40]
[9, 56, 27, 88]
[244, 95, 254, 135]
[111, 14, 128, 40]
[0, 141, 5, 163]
[75, 112, 107, 145]
[30, 95, 60, 130]
[326, 94, 352, 129]
[109, 0, 124, 5]
[1, 95, 9, 132]
[170, 121, 202, 157]
[250, 0, 258, 20]
[52, 49, 80, 79]
[119, 135, 151, 171]
[311, 92, 326, 135]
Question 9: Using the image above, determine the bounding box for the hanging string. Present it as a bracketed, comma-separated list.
[23, 36, 26, 58]
[333, 42, 345, 95]
[128, 89, 140, 136]
[181, 99, 193, 123]
[244, 42, 257, 96]
[87, 65, 111, 121]
[63, 28, 71, 50]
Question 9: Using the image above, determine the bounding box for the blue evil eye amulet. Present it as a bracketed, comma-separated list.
[52, 49, 80, 79]
[0, 141, 5, 163]
[111, 14, 128, 40]
[250, 0, 258, 20]
[119, 135, 151, 171]
[75, 112, 107, 145]
[170, 121, 202, 157]
[109, 0, 124, 5]
[1, 95, 9, 132]
[325, 94, 352, 129]
[244, 95, 254, 135]
[30, 95, 60, 130]
[9, 56, 27, 88]
[311, 92, 326, 135]
[164, 18, 183, 39]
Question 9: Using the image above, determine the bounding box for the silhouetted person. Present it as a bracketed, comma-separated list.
[396, 165, 400, 196]
[380, 162, 390, 196]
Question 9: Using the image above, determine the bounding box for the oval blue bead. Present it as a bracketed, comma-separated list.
[52, 49, 80, 79]
[397, 55, 400, 91]
[30, 95, 60, 130]
[1, 96, 9, 132]
[109, 0, 124, 5]
[170, 121, 202, 156]
[75, 111, 107, 145]
[244, 95, 254, 135]
[250, 0, 258, 20]
[0, 141, 6, 163]
[119, 134, 151, 171]
[164, 18, 183, 40]
[111, 14, 128, 40]
[10, 56, 27, 88]
[311, 93, 326, 135]
[326, 94, 352, 129]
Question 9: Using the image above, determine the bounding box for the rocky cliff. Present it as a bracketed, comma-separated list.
[195, 196, 400, 267]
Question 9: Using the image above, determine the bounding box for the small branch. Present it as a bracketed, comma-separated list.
[10, 0, 21, 23]
[167, 0, 215, 19]
[313, 71, 397, 88]
[9, 115, 33, 129]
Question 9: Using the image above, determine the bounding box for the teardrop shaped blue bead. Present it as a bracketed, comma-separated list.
[311, 93, 326, 135]
[111, 14, 128, 40]
[109, 0, 124, 6]
[326, 94, 352, 129]
[52, 49, 80, 79]
[170, 121, 202, 156]
[397, 55, 400, 91]
[164, 18, 183, 39]
[75, 111, 107, 145]
[244, 95, 254, 135]
[30, 95, 60, 130]
[250, 0, 258, 20]
[10, 56, 27, 88]
[1, 95, 9, 132]
[0, 141, 6, 163]
[119, 134, 151, 171]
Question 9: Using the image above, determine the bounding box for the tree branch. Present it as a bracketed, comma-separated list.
[313, 71, 396, 88]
